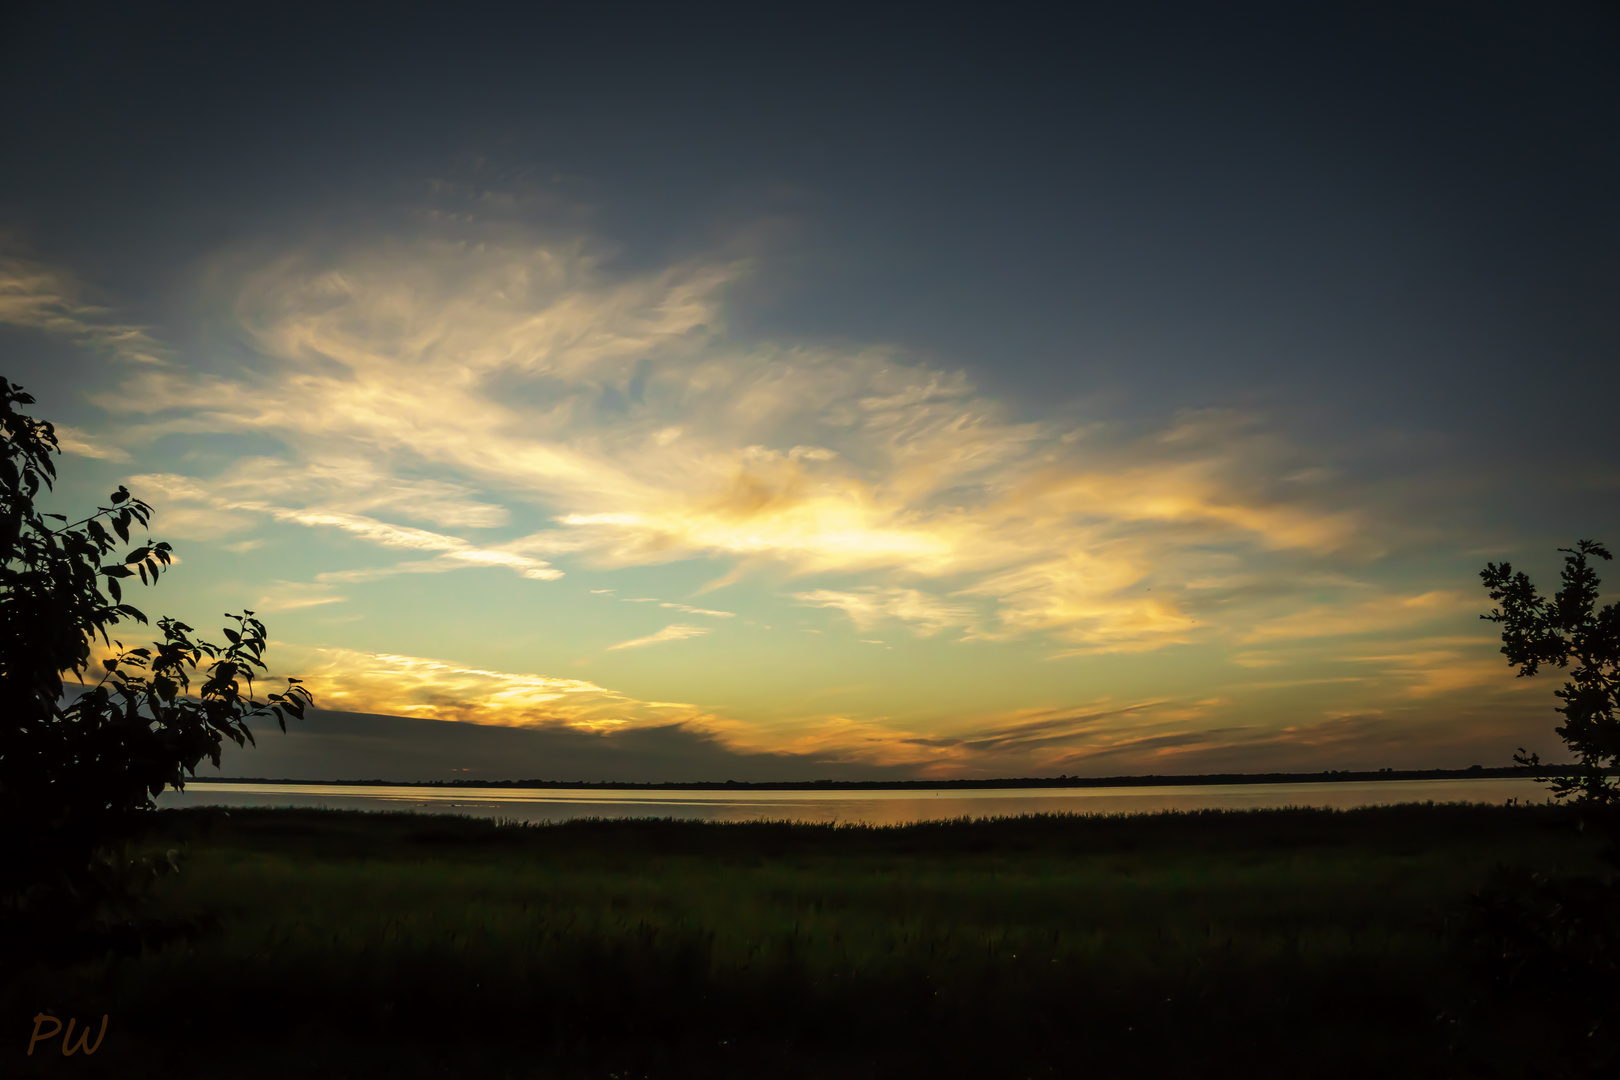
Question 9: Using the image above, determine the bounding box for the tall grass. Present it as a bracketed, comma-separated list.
[4, 803, 1606, 1078]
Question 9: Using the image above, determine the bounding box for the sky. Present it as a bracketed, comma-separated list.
[2, 1, 1617, 781]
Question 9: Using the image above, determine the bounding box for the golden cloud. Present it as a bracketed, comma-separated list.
[264, 644, 713, 731]
[87, 229, 1400, 656]
[792, 586, 977, 637]
[1240, 591, 1468, 644]
[606, 624, 711, 650]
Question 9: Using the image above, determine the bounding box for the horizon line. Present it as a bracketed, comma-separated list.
[183, 764, 1574, 792]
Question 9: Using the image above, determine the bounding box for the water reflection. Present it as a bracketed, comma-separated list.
[158, 778, 1550, 826]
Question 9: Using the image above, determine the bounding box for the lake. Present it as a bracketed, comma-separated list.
[157, 777, 1552, 826]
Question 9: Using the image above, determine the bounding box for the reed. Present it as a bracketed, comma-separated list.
[4, 803, 1605, 1078]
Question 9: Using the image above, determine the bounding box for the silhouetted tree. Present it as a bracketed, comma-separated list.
[0, 378, 311, 918]
[1482, 540, 1618, 808]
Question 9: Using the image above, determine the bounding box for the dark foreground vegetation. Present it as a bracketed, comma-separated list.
[7, 802, 1619, 1079]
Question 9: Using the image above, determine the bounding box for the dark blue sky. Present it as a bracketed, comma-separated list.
[7, 2, 1615, 435]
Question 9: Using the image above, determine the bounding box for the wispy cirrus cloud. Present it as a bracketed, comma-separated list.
[51, 423, 134, 463]
[253, 581, 349, 613]
[76, 224, 1416, 657]
[616, 597, 735, 617]
[664, 604, 734, 618]
[607, 624, 711, 651]
[128, 472, 565, 581]
[0, 252, 169, 366]
[1331, 635, 1518, 699]
[793, 586, 977, 637]
[1240, 591, 1468, 644]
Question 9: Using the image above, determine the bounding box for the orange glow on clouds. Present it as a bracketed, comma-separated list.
[9, 234, 1545, 773]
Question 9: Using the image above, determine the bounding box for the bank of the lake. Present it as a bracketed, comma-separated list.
[158, 776, 1551, 824]
[8, 802, 1614, 1079]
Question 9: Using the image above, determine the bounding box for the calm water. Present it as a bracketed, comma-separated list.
[157, 778, 1551, 826]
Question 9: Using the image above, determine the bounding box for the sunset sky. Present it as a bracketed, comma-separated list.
[2, 3, 1616, 780]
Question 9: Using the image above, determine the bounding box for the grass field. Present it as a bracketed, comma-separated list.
[5, 802, 1613, 1079]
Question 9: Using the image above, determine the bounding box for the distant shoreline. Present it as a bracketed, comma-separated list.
[196, 765, 1573, 791]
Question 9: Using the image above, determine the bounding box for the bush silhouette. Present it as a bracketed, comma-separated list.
[1482, 539, 1619, 809]
[1470, 540, 1620, 1075]
[0, 378, 311, 939]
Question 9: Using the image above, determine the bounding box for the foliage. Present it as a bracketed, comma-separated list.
[1460, 867, 1620, 1076]
[1482, 540, 1620, 807]
[0, 378, 311, 915]
[5, 804, 1603, 1079]
[1476, 541, 1620, 1079]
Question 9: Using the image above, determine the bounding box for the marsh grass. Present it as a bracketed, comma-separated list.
[4, 803, 1608, 1078]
